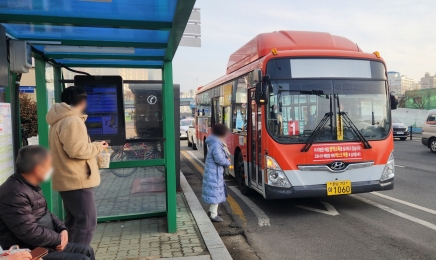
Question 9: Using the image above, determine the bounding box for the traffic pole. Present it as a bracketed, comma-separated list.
[410, 125, 413, 140]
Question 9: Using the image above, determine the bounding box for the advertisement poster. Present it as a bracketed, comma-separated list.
[0, 103, 14, 184]
[313, 143, 362, 161]
[236, 110, 243, 130]
[198, 117, 208, 133]
[223, 83, 232, 106]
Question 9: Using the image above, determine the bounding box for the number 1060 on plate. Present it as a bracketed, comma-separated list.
[327, 180, 351, 196]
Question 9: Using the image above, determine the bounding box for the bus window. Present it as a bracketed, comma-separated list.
[223, 106, 232, 129]
[212, 97, 220, 125]
[233, 77, 248, 131]
[267, 79, 390, 143]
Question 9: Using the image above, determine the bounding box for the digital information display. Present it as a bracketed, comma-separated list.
[74, 76, 126, 146]
[85, 86, 118, 135]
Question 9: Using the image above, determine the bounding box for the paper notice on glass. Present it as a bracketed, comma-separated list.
[236, 110, 243, 130]
[0, 103, 14, 184]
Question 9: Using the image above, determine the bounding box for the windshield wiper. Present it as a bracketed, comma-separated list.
[301, 112, 333, 152]
[335, 94, 372, 149]
[339, 112, 372, 149]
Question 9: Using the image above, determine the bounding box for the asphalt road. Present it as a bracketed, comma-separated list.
[180, 136, 436, 260]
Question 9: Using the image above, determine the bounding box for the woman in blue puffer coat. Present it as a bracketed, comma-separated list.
[202, 124, 230, 222]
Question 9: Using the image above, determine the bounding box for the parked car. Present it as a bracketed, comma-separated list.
[392, 117, 409, 140]
[422, 110, 436, 153]
[187, 120, 197, 150]
[180, 118, 193, 139]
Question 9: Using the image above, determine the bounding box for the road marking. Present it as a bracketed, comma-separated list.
[226, 193, 247, 224]
[371, 192, 436, 216]
[350, 195, 436, 232]
[187, 151, 204, 166]
[181, 150, 247, 225]
[395, 165, 406, 168]
[181, 150, 204, 174]
[296, 202, 339, 216]
[229, 186, 270, 226]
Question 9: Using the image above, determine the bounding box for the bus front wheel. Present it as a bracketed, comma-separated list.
[236, 153, 252, 196]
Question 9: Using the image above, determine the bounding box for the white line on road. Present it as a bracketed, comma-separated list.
[350, 195, 436, 232]
[296, 202, 339, 216]
[395, 165, 406, 168]
[229, 186, 271, 227]
[371, 192, 436, 216]
[187, 151, 205, 166]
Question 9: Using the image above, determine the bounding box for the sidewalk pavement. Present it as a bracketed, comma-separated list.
[90, 171, 232, 260]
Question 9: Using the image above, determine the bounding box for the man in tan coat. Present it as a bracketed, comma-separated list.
[46, 86, 107, 245]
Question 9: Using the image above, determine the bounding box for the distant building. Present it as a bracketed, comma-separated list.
[420, 72, 436, 89]
[388, 71, 416, 94]
[180, 89, 196, 98]
[180, 89, 196, 116]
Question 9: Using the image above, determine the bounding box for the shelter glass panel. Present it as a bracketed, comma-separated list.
[0, 0, 177, 22]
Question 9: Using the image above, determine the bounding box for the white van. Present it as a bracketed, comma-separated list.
[422, 109, 436, 153]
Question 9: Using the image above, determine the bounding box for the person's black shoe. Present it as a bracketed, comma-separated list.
[210, 216, 224, 222]
[208, 211, 223, 217]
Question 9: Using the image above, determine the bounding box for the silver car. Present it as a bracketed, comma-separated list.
[422, 110, 436, 153]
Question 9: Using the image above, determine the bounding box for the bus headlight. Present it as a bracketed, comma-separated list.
[265, 155, 292, 188]
[380, 152, 395, 182]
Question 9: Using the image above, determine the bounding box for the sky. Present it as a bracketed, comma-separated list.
[173, 0, 436, 91]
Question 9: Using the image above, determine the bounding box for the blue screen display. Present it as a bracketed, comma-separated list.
[85, 85, 119, 136]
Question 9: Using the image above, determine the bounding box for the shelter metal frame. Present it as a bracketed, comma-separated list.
[1, 0, 196, 233]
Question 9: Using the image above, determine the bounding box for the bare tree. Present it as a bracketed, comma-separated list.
[398, 94, 412, 108]
[405, 89, 436, 110]
[125, 89, 133, 100]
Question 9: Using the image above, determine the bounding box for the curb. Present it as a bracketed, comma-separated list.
[179, 171, 233, 260]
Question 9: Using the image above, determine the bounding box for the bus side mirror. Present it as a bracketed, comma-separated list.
[390, 93, 398, 110]
[253, 69, 262, 83]
[255, 82, 268, 105]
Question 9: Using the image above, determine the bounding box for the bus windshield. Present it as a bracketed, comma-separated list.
[267, 79, 390, 143]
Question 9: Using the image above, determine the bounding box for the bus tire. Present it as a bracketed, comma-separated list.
[203, 140, 208, 163]
[236, 153, 252, 196]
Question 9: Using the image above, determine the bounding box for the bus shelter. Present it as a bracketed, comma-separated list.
[0, 0, 195, 233]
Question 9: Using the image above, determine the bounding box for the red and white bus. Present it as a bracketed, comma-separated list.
[192, 31, 397, 199]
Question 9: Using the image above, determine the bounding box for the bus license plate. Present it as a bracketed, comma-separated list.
[327, 180, 351, 196]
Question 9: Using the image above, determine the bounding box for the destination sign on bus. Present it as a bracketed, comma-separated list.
[313, 143, 362, 161]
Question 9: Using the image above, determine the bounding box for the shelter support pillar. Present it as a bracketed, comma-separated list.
[53, 65, 64, 219]
[163, 61, 177, 233]
[35, 58, 53, 211]
[9, 72, 21, 160]
[53, 65, 63, 102]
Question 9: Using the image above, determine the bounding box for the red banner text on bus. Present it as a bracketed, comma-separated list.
[312, 144, 362, 161]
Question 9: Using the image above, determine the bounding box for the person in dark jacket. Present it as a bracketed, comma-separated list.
[202, 124, 231, 222]
[0, 146, 95, 260]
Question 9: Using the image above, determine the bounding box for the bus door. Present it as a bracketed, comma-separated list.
[248, 89, 263, 188]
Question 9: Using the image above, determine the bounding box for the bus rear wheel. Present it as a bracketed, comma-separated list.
[236, 153, 252, 195]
